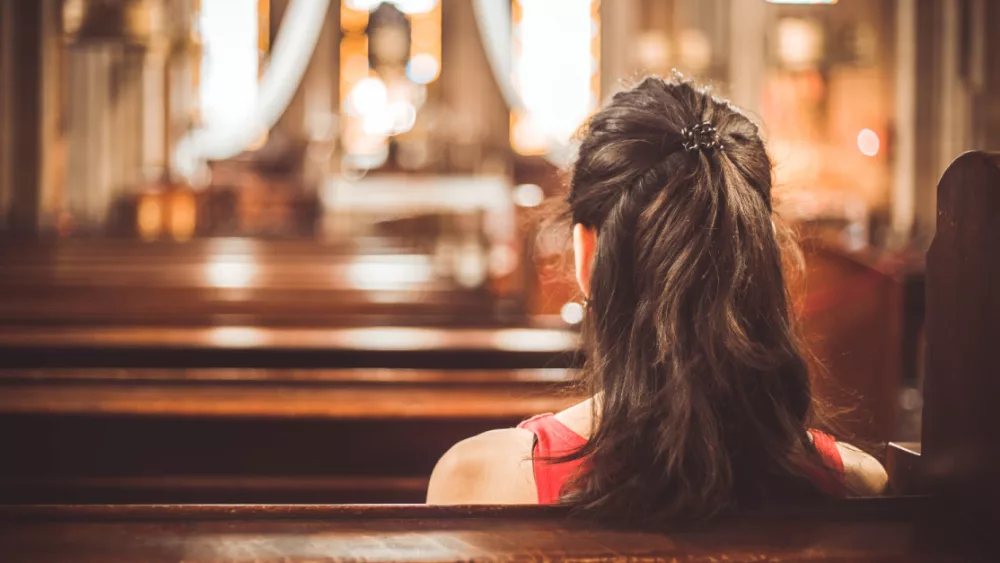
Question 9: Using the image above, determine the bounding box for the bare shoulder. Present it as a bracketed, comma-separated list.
[426, 427, 538, 505]
[835, 441, 889, 496]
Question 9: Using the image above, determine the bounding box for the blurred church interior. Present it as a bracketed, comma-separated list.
[0, 0, 998, 510]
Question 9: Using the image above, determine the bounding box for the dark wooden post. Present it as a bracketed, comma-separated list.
[922, 151, 1000, 535]
[0, 0, 43, 236]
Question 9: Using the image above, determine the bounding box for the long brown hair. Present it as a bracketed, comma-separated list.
[559, 75, 830, 526]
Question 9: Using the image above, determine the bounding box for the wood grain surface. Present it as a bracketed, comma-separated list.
[0, 501, 987, 562]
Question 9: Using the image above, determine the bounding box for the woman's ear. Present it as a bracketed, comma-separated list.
[573, 223, 598, 298]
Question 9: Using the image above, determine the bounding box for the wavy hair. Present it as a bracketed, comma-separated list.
[557, 75, 833, 526]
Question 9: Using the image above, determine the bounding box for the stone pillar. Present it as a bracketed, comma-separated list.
[910, 0, 989, 242]
[0, 1, 13, 232]
[62, 0, 165, 231]
[282, 1, 340, 143]
[441, 0, 509, 172]
[890, 0, 917, 246]
[727, 0, 768, 117]
[65, 45, 146, 229]
[0, 0, 43, 236]
[600, 0, 638, 98]
[268, 0, 339, 187]
[980, 0, 1000, 149]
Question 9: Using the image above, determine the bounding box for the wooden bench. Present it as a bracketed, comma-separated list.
[0, 247, 916, 441]
[0, 153, 993, 559]
[800, 242, 919, 443]
[0, 368, 581, 503]
[920, 152, 1000, 529]
[0, 239, 521, 327]
[0, 223, 921, 446]
[0, 152, 993, 561]
[0, 325, 582, 369]
[0, 501, 985, 563]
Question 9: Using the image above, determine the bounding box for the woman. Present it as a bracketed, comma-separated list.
[427, 76, 887, 524]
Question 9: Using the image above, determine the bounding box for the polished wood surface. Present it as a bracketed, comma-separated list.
[886, 442, 923, 495]
[0, 414, 522, 503]
[0, 367, 573, 383]
[0, 368, 576, 419]
[0, 239, 520, 326]
[0, 325, 578, 351]
[922, 151, 1000, 534]
[0, 162, 993, 562]
[0, 325, 581, 369]
[0, 501, 986, 562]
[0, 232, 916, 439]
[0, 367, 582, 504]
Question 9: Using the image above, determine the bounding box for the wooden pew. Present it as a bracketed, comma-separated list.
[0, 325, 581, 369]
[0, 154, 992, 560]
[884, 151, 999, 530]
[0, 239, 521, 327]
[0, 501, 986, 563]
[0, 152, 994, 562]
[920, 151, 1000, 531]
[0, 238, 580, 369]
[0, 228, 916, 444]
[799, 241, 917, 444]
[0, 368, 581, 503]
[0, 242, 581, 502]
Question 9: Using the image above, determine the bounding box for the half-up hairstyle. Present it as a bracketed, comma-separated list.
[560, 75, 829, 526]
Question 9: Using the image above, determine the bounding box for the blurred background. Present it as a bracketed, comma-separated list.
[0, 0, 997, 504]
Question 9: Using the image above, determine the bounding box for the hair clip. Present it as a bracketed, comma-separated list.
[681, 121, 721, 153]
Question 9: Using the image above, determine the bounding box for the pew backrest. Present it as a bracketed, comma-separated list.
[0, 502, 985, 562]
[922, 151, 1000, 534]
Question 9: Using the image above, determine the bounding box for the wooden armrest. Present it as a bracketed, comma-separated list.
[886, 441, 923, 495]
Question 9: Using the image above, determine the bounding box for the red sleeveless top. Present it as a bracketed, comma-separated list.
[518, 413, 845, 504]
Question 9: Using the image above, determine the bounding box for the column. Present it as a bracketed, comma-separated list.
[600, 0, 638, 98]
[890, 0, 917, 245]
[0, 0, 43, 235]
[727, 0, 767, 117]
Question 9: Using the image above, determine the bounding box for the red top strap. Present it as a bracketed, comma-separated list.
[517, 414, 588, 504]
[803, 428, 846, 496]
[518, 413, 845, 505]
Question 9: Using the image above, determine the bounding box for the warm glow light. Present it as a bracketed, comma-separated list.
[340, 0, 439, 164]
[350, 81, 417, 136]
[206, 260, 257, 289]
[207, 327, 266, 348]
[389, 101, 418, 134]
[348, 77, 389, 116]
[362, 112, 394, 136]
[406, 53, 440, 85]
[175, 0, 331, 177]
[857, 129, 881, 157]
[560, 301, 585, 325]
[346, 255, 434, 291]
[198, 1, 259, 130]
[489, 245, 519, 277]
[340, 327, 448, 350]
[494, 329, 580, 351]
[678, 29, 712, 73]
[168, 191, 197, 241]
[346, 0, 438, 14]
[513, 183, 544, 208]
[511, 0, 600, 155]
[136, 195, 163, 241]
[408, 1, 442, 84]
[766, 0, 837, 4]
[777, 18, 825, 70]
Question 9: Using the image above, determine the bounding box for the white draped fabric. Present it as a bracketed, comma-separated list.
[174, 0, 332, 179]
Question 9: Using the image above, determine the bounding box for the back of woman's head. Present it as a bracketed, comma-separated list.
[564, 75, 821, 526]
